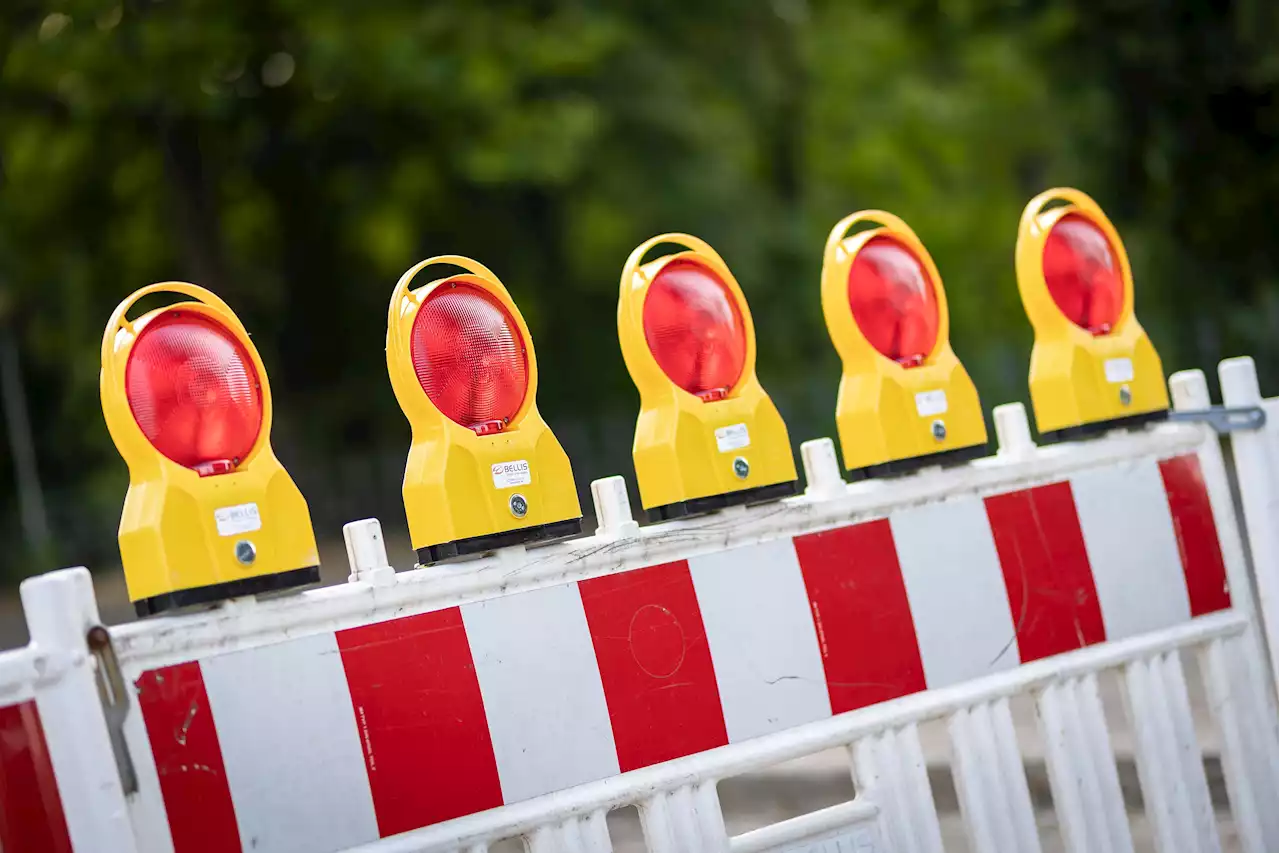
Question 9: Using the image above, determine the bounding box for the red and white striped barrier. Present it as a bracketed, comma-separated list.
[126, 451, 1227, 852]
[2, 363, 1275, 853]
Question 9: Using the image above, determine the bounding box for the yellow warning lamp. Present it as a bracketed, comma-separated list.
[387, 256, 581, 563]
[100, 283, 320, 617]
[1015, 188, 1169, 441]
[617, 233, 797, 520]
[820, 211, 988, 478]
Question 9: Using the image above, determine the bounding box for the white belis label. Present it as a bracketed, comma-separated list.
[715, 423, 751, 453]
[1104, 357, 1134, 383]
[214, 503, 261, 537]
[492, 460, 532, 489]
[915, 389, 948, 417]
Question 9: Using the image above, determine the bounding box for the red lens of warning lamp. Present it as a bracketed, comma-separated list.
[125, 311, 263, 475]
[643, 259, 747, 401]
[1042, 213, 1123, 336]
[410, 281, 529, 434]
[847, 235, 940, 367]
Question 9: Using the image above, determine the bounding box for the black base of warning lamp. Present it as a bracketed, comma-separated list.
[416, 517, 584, 565]
[845, 442, 989, 483]
[1038, 409, 1168, 446]
[646, 479, 798, 524]
[133, 565, 320, 618]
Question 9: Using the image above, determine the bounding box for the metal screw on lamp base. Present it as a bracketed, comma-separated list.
[234, 540, 257, 566]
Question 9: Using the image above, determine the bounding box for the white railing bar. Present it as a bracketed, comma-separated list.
[729, 798, 879, 853]
[110, 422, 1206, 671]
[341, 610, 1246, 853]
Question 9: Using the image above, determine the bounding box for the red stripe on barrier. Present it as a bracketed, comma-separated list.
[1159, 454, 1231, 615]
[580, 560, 728, 771]
[337, 607, 502, 835]
[985, 482, 1105, 661]
[0, 700, 71, 853]
[136, 662, 241, 853]
[793, 521, 926, 713]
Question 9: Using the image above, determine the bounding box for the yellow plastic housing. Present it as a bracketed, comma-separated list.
[820, 211, 987, 473]
[387, 256, 580, 559]
[617, 234, 797, 515]
[100, 283, 319, 614]
[1015, 188, 1168, 437]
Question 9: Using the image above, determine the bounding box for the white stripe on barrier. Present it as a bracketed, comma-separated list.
[463, 583, 619, 803]
[892, 496, 1020, 688]
[689, 538, 831, 743]
[202, 632, 378, 852]
[1072, 460, 1190, 640]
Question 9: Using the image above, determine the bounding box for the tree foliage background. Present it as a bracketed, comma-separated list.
[0, 0, 1275, 581]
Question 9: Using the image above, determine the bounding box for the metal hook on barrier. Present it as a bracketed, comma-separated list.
[1168, 405, 1266, 434]
[87, 625, 138, 795]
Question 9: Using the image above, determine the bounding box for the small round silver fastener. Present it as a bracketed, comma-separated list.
[234, 540, 257, 566]
[509, 493, 529, 518]
[1119, 385, 1132, 406]
[732, 457, 750, 479]
[931, 420, 947, 441]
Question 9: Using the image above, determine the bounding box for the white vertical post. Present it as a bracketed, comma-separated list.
[581, 809, 615, 853]
[1199, 634, 1279, 853]
[1169, 370, 1274, 700]
[1169, 368, 1212, 414]
[948, 699, 1041, 853]
[1217, 357, 1279, 683]
[692, 780, 729, 850]
[993, 403, 1036, 460]
[20, 567, 139, 853]
[851, 724, 945, 853]
[1036, 675, 1133, 853]
[1171, 369, 1278, 851]
[1122, 653, 1220, 853]
[639, 790, 676, 852]
[800, 438, 846, 500]
[591, 476, 640, 540]
[639, 783, 728, 853]
[344, 518, 396, 585]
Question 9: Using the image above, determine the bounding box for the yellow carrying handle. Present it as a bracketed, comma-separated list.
[101, 281, 243, 374]
[387, 255, 501, 357]
[1019, 187, 1108, 239]
[824, 209, 918, 260]
[619, 233, 729, 300]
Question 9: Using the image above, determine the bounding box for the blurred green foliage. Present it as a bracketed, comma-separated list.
[0, 0, 1275, 580]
